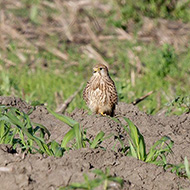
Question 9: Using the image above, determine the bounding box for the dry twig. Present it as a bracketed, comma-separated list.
[83, 22, 101, 48]
[35, 42, 68, 60]
[115, 28, 133, 41]
[55, 83, 84, 113]
[0, 167, 12, 172]
[84, 45, 109, 68]
[132, 91, 154, 105]
[128, 50, 142, 74]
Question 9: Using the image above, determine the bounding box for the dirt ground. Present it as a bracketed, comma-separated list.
[0, 96, 190, 190]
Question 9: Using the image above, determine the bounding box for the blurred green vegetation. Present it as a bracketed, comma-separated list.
[0, 0, 190, 115]
[109, 0, 190, 28]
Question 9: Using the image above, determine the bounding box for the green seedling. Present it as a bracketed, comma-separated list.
[166, 96, 190, 115]
[120, 118, 173, 167]
[59, 168, 124, 190]
[123, 118, 146, 160]
[47, 108, 78, 127]
[184, 157, 190, 179]
[165, 157, 190, 179]
[90, 131, 105, 149]
[48, 108, 107, 150]
[0, 106, 108, 156]
[117, 118, 190, 179]
[0, 106, 53, 155]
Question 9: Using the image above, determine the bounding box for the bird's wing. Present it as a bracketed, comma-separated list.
[83, 81, 90, 104]
[109, 79, 118, 105]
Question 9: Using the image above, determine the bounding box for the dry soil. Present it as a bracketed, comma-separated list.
[0, 96, 190, 190]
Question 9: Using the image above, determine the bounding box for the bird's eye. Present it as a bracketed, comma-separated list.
[100, 68, 103, 70]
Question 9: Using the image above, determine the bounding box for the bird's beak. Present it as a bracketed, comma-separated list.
[93, 68, 99, 73]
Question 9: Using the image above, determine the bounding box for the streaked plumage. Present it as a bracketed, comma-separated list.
[83, 64, 118, 116]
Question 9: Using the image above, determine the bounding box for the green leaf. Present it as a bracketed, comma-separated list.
[125, 118, 139, 146]
[124, 118, 146, 160]
[5, 110, 24, 128]
[0, 120, 11, 143]
[145, 136, 173, 163]
[145, 148, 157, 162]
[50, 140, 64, 157]
[139, 135, 146, 160]
[128, 140, 138, 158]
[47, 108, 78, 127]
[0, 106, 58, 156]
[61, 129, 75, 149]
[73, 123, 83, 149]
[184, 157, 190, 179]
[32, 122, 51, 139]
[108, 176, 124, 187]
[30, 5, 38, 22]
[92, 169, 105, 177]
[90, 131, 105, 148]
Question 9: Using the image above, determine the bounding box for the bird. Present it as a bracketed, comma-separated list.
[83, 63, 118, 116]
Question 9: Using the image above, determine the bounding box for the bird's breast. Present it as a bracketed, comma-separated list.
[89, 87, 106, 104]
[91, 87, 103, 98]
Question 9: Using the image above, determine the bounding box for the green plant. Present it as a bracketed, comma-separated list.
[59, 168, 124, 190]
[145, 136, 173, 166]
[0, 106, 109, 156]
[184, 157, 190, 179]
[166, 96, 190, 115]
[157, 44, 177, 78]
[165, 157, 190, 179]
[0, 106, 64, 156]
[118, 118, 190, 179]
[109, 0, 190, 28]
[47, 108, 107, 150]
[119, 118, 173, 167]
[48, 108, 84, 149]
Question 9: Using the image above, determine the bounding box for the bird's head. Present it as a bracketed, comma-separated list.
[93, 64, 109, 77]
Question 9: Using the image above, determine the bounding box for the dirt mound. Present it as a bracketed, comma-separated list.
[0, 96, 190, 190]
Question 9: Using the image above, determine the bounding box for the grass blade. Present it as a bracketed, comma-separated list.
[61, 128, 75, 149]
[50, 140, 64, 157]
[184, 157, 190, 179]
[90, 131, 105, 148]
[124, 117, 146, 160]
[47, 108, 78, 127]
[146, 136, 173, 162]
[73, 123, 83, 149]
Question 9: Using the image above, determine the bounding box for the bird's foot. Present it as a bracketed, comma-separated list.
[100, 112, 106, 116]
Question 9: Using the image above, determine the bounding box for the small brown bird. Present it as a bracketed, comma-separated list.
[83, 64, 118, 116]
